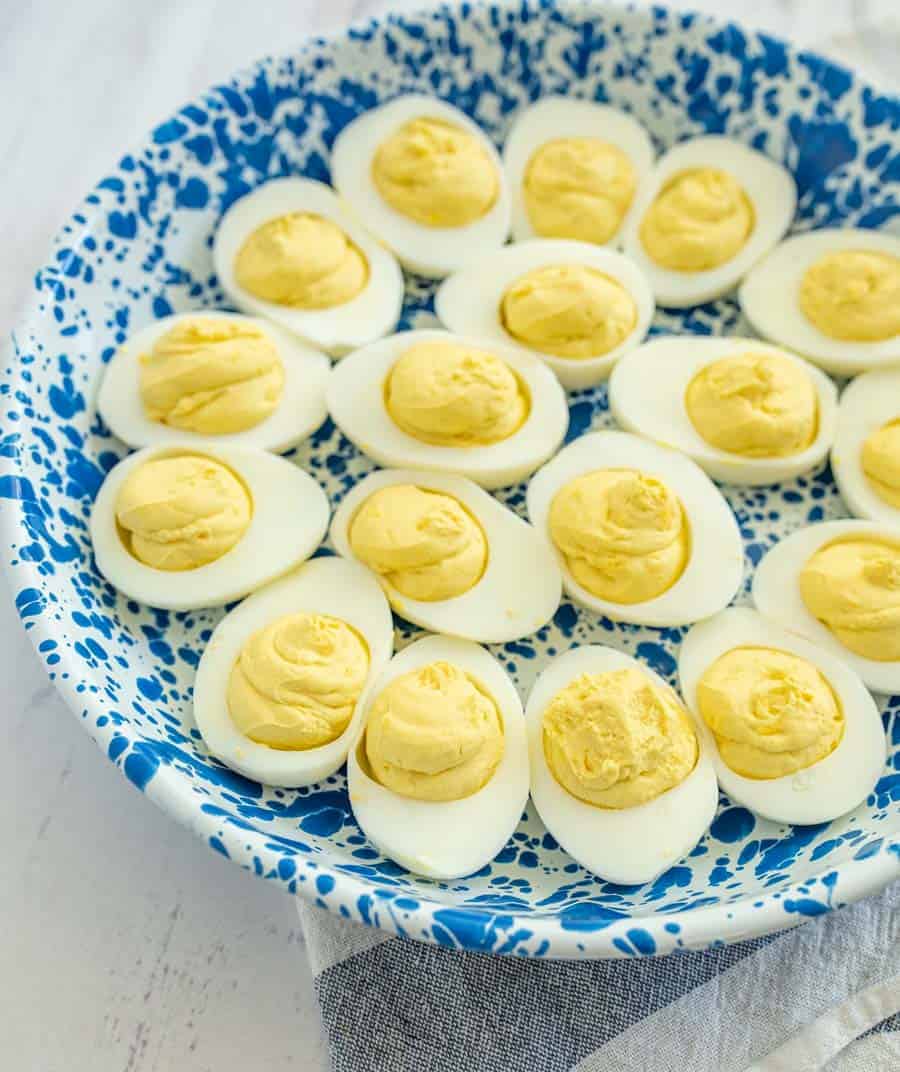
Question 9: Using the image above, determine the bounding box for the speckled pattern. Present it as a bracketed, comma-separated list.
[3, 0, 899, 958]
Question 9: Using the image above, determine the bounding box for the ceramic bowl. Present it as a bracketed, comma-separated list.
[3, 0, 898, 957]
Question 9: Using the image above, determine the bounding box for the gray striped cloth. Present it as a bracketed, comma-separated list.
[298, 882, 899, 1071]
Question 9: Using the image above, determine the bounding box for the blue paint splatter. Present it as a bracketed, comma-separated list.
[710, 808, 756, 844]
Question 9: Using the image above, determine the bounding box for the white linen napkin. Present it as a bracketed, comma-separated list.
[297, 881, 898, 1071]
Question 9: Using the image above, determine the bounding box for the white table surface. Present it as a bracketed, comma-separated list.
[2, 2, 897, 1069]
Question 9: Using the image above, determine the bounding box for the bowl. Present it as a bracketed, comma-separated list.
[3, 0, 898, 958]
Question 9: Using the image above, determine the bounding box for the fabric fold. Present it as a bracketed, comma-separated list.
[298, 883, 898, 1072]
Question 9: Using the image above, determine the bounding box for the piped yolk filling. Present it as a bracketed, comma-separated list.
[228, 613, 369, 749]
[349, 484, 488, 602]
[363, 660, 503, 801]
[696, 646, 844, 779]
[549, 469, 689, 604]
[385, 341, 529, 446]
[543, 667, 697, 808]
[115, 454, 252, 571]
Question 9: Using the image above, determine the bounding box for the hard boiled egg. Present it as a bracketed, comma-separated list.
[91, 443, 329, 610]
[526, 645, 717, 884]
[739, 229, 900, 375]
[212, 177, 403, 354]
[527, 431, 743, 626]
[503, 96, 655, 245]
[609, 336, 838, 485]
[325, 329, 568, 490]
[193, 556, 393, 787]
[347, 634, 528, 879]
[435, 239, 654, 389]
[679, 608, 885, 824]
[331, 95, 511, 278]
[330, 469, 561, 643]
[97, 311, 329, 453]
[753, 519, 900, 693]
[832, 368, 900, 524]
[620, 136, 796, 307]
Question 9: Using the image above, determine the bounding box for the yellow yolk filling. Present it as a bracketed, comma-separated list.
[139, 318, 284, 435]
[685, 351, 818, 458]
[115, 454, 252, 571]
[500, 264, 637, 360]
[799, 250, 900, 342]
[228, 613, 369, 749]
[371, 116, 498, 228]
[640, 167, 755, 271]
[364, 660, 503, 801]
[696, 646, 844, 779]
[523, 137, 637, 245]
[385, 340, 529, 446]
[862, 420, 900, 509]
[349, 485, 487, 602]
[549, 469, 689, 604]
[543, 667, 697, 809]
[234, 212, 368, 309]
[799, 538, 900, 662]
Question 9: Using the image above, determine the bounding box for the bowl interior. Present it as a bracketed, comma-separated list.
[4, 1, 899, 956]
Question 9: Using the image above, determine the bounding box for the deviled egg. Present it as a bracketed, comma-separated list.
[753, 519, 900, 693]
[212, 177, 403, 354]
[503, 97, 655, 246]
[527, 431, 743, 626]
[609, 336, 838, 485]
[620, 136, 796, 307]
[97, 311, 329, 452]
[90, 443, 328, 610]
[435, 239, 654, 389]
[193, 557, 392, 787]
[331, 95, 511, 278]
[330, 469, 561, 643]
[348, 634, 528, 879]
[832, 368, 900, 524]
[679, 608, 885, 824]
[526, 645, 717, 884]
[325, 329, 568, 489]
[739, 229, 900, 375]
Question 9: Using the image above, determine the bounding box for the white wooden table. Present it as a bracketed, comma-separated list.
[2, 2, 896, 1068]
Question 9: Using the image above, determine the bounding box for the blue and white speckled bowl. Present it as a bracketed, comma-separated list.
[4, 0, 899, 958]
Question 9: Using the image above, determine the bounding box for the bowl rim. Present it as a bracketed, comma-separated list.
[3, 0, 899, 958]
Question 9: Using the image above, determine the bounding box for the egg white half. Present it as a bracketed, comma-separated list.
[679, 607, 886, 825]
[503, 96, 655, 245]
[526, 645, 717, 884]
[620, 136, 797, 307]
[347, 634, 529, 880]
[753, 519, 900, 694]
[330, 95, 511, 279]
[526, 430, 743, 626]
[609, 336, 838, 485]
[435, 239, 655, 389]
[193, 556, 393, 787]
[212, 177, 404, 355]
[325, 329, 569, 490]
[91, 443, 329, 610]
[97, 310, 330, 453]
[739, 228, 900, 375]
[330, 468, 561, 643]
[832, 367, 900, 524]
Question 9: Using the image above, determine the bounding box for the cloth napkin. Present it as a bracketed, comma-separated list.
[298, 881, 899, 1071]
